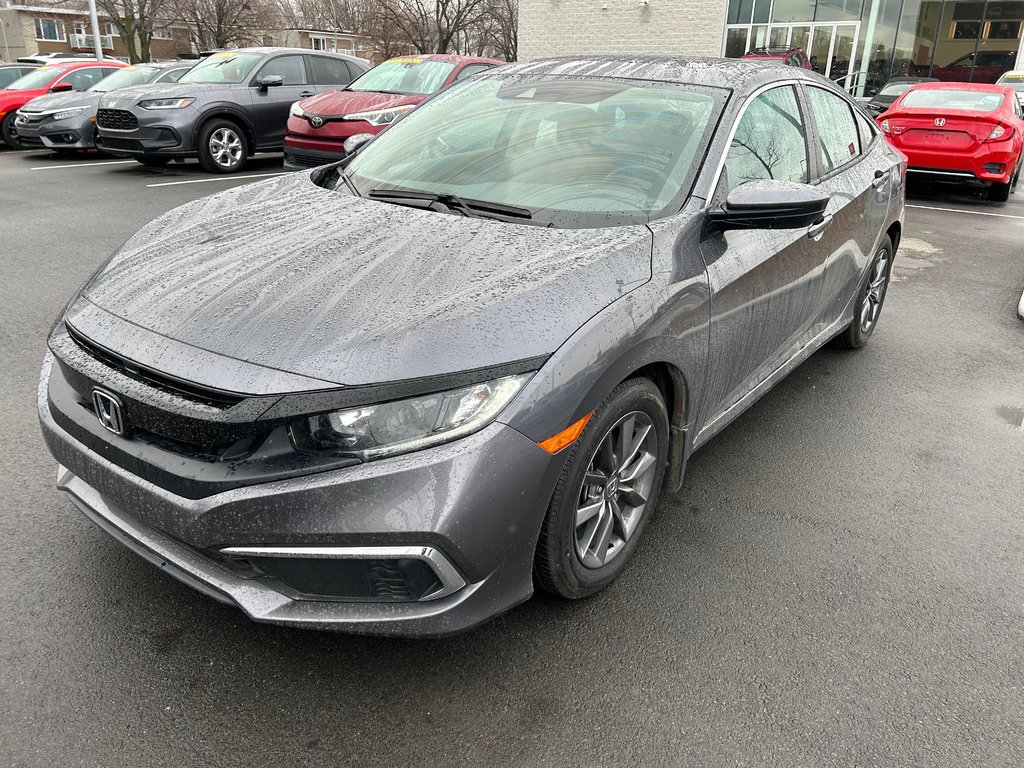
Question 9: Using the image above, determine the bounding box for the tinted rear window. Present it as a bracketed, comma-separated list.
[901, 89, 1004, 111]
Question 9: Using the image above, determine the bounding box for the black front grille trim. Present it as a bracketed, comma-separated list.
[97, 108, 139, 130]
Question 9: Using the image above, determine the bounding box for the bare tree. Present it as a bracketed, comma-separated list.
[175, 0, 280, 49]
[94, 0, 177, 62]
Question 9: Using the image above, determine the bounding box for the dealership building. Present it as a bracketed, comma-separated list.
[519, 0, 1024, 93]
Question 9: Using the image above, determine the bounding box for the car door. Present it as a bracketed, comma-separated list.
[802, 84, 893, 324]
[697, 84, 829, 430]
[250, 54, 314, 148]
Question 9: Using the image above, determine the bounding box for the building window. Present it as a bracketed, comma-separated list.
[34, 18, 66, 42]
[310, 36, 329, 51]
[262, 35, 275, 46]
[152, 27, 173, 40]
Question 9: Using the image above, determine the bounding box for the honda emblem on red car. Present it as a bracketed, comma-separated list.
[934, 117, 946, 127]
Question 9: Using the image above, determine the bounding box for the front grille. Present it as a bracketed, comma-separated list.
[66, 323, 243, 408]
[97, 108, 138, 130]
[18, 135, 44, 147]
[286, 152, 333, 168]
[97, 135, 143, 151]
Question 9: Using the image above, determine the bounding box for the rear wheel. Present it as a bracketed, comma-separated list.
[197, 119, 247, 174]
[1, 113, 24, 150]
[989, 181, 1011, 202]
[837, 235, 893, 349]
[534, 378, 669, 599]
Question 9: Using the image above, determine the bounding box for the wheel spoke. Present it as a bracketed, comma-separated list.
[620, 450, 655, 484]
[618, 422, 652, 474]
[615, 415, 635, 468]
[591, 508, 614, 565]
[576, 498, 604, 527]
[618, 483, 647, 508]
[584, 469, 607, 487]
[609, 496, 629, 540]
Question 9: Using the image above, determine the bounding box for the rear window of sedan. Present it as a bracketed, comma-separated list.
[901, 89, 1004, 111]
[178, 52, 263, 84]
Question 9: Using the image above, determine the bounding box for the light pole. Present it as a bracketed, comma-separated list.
[87, 0, 104, 60]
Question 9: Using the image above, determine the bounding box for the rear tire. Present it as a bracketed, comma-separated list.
[197, 118, 248, 174]
[534, 378, 669, 599]
[1, 113, 24, 150]
[989, 181, 1011, 202]
[837, 235, 894, 349]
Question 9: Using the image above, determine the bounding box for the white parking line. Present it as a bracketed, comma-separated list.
[146, 172, 290, 188]
[907, 203, 1024, 221]
[30, 160, 137, 171]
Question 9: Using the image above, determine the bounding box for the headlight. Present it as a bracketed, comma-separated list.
[52, 107, 87, 121]
[289, 101, 307, 118]
[138, 98, 195, 110]
[344, 104, 415, 126]
[289, 374, 530, 460]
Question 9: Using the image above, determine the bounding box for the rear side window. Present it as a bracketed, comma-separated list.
[256, 55, 307, 85]
[723, 85, 809, 193]
[455, 63, 493, 81]
[855, 111, 876, 151]
[806, 86, 860, 175]
[308, 56, 353, 86]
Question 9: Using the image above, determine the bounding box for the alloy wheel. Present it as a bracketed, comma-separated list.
[210, 127, 243, 168]
[574, 411, 659, 569]
[860, 248, 890, 334]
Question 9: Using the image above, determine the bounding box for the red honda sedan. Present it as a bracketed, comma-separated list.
[0, 60, 126, 149]
[283, 54, 502, 170]
[878, 81, 1024, 201]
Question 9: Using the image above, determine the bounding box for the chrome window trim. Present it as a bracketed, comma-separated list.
[219, 544, 468, 601]
[702, 78, 807, 206]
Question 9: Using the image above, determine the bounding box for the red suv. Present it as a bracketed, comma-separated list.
[741, 47, 813, 70]
[1, 60, 126, 149]
[283, 54, 502, 169]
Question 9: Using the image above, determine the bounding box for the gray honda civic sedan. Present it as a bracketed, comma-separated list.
[39, 57, 905, 636]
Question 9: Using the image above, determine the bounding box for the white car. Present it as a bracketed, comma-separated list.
[996, 70, 1024, 105]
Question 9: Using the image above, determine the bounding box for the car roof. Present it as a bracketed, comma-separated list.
[214, 46, 365, 61]
[383, 53, 503, 65]
[492, 56, 824, 92]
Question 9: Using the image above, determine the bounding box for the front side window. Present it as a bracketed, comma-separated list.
[59, 68, 107, 91]
[254, 55, 307, 85]
[723, 85, 808, 193]
[34, 18, 64, 41]
[345, 76, 723, 227]
[178, 52, 263, 84]
[806, 86, 860, 175]
[349, 58, 458, 95]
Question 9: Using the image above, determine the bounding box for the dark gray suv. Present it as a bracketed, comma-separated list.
[94, 48, 368, 173]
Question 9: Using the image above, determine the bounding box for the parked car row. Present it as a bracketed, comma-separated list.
[1, 48, 503, 175]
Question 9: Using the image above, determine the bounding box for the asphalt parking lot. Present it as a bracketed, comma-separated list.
[1, 148, 1023, 767]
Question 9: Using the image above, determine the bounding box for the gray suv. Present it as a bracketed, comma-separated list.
[95, 48, 368, 173]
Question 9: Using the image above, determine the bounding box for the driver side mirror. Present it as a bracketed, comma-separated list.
[258, 74, 283, 90]
[707, 180, 830, 230]
[49, 83, 74, 93]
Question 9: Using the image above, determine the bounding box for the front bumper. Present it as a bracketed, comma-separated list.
[15, 113, 97, 150]
[95, 108, 192, 158]
[38, 354, 561, 636]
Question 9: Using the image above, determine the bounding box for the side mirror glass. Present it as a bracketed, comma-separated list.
[707, 180, 830, 231]
[258, 74, 283, 90]
[50, 83, 74, 93]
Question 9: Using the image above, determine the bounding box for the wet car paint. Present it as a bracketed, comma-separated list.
[39, 57, 906, 635]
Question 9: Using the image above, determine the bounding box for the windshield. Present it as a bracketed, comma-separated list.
[5, 66, 65, 91]
[345, 76, 722, 228]
[178, 52, 262, 84]
[997, 73, 1024, 92]
[89, 65, 160, 92]
[878, 81, 917, 97]
[348, 58, 458, 95]
[901, 88, 1004, 111]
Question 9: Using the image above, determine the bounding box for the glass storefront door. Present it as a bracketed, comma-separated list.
[750, 22, 861, 81]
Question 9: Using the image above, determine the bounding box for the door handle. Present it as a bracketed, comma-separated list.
[299, 91, 315, 98]
[872, 169, 888, 189]
[806, 214, 833, 241]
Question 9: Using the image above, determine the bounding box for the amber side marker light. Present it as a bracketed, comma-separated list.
[537, 413, 593, 454]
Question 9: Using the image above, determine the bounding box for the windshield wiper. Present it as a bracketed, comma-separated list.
[366, 188, 532, 220]
[336, 169, 360, 197]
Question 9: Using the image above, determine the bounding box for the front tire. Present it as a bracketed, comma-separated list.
[837, 235, 893, 349]
[197, 119, 247, 174]
[989, 181, 1011, 202]
[534, 378, 670, 599]
[1, 113, 25, 150]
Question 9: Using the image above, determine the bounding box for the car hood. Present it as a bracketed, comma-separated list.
[298, 89, 424, 117]
[19, 90, 100, 113]
[73, 172, 653, 392]
[98, 81, 220, 107]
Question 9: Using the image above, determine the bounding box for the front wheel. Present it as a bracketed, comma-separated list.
[1, 113, 24, 150]
[836, 235, 893, 349]
[197, 119, 248, 174]
[534, 378, 670, 599]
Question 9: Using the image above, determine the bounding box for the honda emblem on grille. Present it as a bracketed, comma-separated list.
[92, 389, 126, 436]
[310, 115, 324, 128]
[934, 117, 946, 127]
